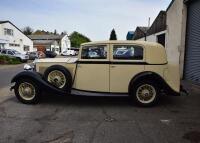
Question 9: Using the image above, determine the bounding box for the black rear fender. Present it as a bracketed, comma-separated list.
[128, 71, 180, 96]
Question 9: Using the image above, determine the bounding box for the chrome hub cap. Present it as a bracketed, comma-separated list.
[136, 84, 156, 104]
[18, 82, 36, 100]
[47, 70, 66, 88]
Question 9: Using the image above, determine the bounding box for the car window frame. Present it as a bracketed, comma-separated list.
[79, 44, 109, 61]
[110, 44, 146, 63]
[8, 51, 14, 55]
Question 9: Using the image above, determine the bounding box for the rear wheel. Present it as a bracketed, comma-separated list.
[130, 80, 159, 107]
[14, 79, 40, 104]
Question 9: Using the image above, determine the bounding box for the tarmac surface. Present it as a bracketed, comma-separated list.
[0, 64, 200, 143]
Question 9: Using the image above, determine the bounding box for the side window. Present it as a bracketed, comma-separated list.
[1, 50, 6, 54]
[113, 45, 143, 60]
[81, 45, 107, 59]
[8, 51, 14, 55]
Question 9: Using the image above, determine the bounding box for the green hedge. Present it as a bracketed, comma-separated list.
[0, 55, 21, 64]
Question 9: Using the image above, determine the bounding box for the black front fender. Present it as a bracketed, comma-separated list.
[11, 71, 67, 95]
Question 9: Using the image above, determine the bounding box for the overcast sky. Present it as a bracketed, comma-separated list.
[0, 0, 171, 40]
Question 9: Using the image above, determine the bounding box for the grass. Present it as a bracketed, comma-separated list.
[0, 55, 21, 65]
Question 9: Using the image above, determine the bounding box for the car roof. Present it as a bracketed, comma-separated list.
[81, 40, 167, 64]
[81, 40, 160, 47]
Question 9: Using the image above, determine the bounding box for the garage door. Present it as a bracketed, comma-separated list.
[184, 0, 200, 84]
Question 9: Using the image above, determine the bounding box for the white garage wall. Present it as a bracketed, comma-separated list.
[0, 22, 33, 54]
[136, 37, 145, 41]
[166, 0, 187, 79]
[164, 0, 187, 91]
[61, 35, 71, 53]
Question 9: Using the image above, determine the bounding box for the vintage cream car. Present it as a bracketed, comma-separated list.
[11, 41, 182, 106]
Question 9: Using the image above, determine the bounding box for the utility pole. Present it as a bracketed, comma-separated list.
[148, 17, 151, 27]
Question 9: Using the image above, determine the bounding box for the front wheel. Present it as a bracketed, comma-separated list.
[14, 79, 41, 104]
[130, 81, 159, 107]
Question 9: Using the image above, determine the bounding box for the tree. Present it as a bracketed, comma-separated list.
[54, 29, 57, 35]
[22, 26, 34, 35]
[61, 31, 67, 35]
[33, 30, 46, 35]
[69, 31, 91, 48]
[32, 30, 54, 35]
[109, 29, 117, 40]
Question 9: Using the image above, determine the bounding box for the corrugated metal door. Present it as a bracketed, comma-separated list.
[184, 0, 200, 84]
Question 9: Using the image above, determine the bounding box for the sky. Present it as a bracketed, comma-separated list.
[0, 0, 171, 40]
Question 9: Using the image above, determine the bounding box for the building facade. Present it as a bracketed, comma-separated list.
[134, 11, 167, 47]
[133, 27, 149, 41]
[0, 21, 34, 54]
[165, 0, 187, 81]
[166, 0, 200, 84]
[126, 31, 134, 40]
[134, 0, 200, 85]
[29, 34, 71, 54]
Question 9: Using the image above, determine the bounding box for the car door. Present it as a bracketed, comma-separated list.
[74, 44, 110, 92]
[110, 44, 145, 93]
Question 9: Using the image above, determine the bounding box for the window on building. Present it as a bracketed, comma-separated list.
[157, 34, 165, 47]
[9, 43, 20, 47]
[4, 28, 14, 36]
[81, 45, 107, 59]
[24, 45, 30, 51]
[113, 45, 143, 60]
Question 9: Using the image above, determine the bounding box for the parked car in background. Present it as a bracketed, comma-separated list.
[11, 41, 185, 107]
[61, 50, 76, 56]
[1, 49, 29, 62]
[70, 47, 79, 55]
[45, 51, 57, 58]
[26, 52, 39, 60]
[26, 51, 46, 60]
[37, 51, 46, 59]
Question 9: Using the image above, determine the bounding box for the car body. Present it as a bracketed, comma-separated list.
[61, 50, 76, 56]
[45, 51, 57, 58]
[27, 51, 46, 59]
[26, 52, 39, 60]
[1, 49, 29, 62]
[11, 41, 183, 106]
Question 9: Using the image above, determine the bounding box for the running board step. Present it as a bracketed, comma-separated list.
[71, 89, 128, 97]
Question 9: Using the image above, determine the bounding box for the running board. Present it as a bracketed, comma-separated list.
[71, 89, 128, 97]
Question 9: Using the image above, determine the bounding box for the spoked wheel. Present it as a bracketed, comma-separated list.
[131, 81, 159, 107]
[44, 65, 72, 93]
[47, 70, 67, 89]
[14, 79, 40, 104]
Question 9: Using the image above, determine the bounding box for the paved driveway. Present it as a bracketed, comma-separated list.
[0, 65, 200, 143]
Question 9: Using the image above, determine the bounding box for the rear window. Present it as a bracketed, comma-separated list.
[113, 45, 143, 60]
